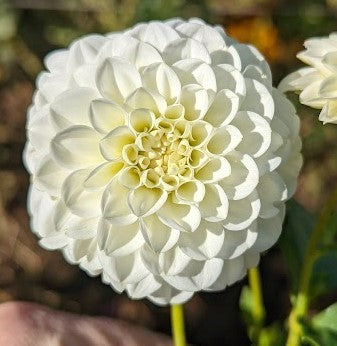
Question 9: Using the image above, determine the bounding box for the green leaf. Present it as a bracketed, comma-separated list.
[279, 199, 315, 291]
[301, 335, 321, 346]
[239, 286, 286, 346]
[312, 302, 337, 333]
[311, 251, 337, 299]
[300, 303, 337, 346]
[280, 200, 337, 299]
[319, 212, 337, 250]
[258, 324, 286, 346]
[239, 285, 254, 325]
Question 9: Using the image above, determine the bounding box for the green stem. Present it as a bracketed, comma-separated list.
[248, 267, 266, 343]
[171, 304, 187, 346]
[286, 186, 337, 346]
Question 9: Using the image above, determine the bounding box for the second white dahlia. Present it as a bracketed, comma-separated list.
[279, 32, 337, 124]
[25, 18, 302, 305]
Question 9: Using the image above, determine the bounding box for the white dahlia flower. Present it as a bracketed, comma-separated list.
[24, 18, 302, 305]
[279, 33, 337, 124]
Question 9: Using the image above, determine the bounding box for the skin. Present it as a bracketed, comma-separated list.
[0, 301, 171, 346]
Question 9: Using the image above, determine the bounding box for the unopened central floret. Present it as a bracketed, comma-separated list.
[122, 112, 205, 191]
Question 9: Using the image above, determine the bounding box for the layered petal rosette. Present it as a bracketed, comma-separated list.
[279, 32, 337, 124]
[24, 18, 302, 305]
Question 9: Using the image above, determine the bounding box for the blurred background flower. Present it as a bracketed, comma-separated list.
[0, 0, 337, 345]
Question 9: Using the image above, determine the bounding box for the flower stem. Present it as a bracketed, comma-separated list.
[248, 267, 266, 343]
[286, 186, 337, 346]
[171, 304, 187, 346]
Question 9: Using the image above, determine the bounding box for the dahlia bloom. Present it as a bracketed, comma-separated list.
[279, 33, 337, 124]
[24, 18, 302, 305]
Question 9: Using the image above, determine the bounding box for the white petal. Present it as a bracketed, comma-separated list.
[163, 38, 211, 65]
[27, 105, 55, 151]
[173, 59, 217, 91]
[37, 72, 67, 103]
[218, 226, 258, 259]
[319, 75, 337, 98]
[207, 125, 242, 155]
[199, 184, 228, 221]
[163, 258, 223, 291]
[99, 126, 135, 161]
[34, 155, 68, 195]
[278, 67, 318, 92]
[206, 256, 245, 290]
[219, 152, 259, 200]
[89, 99, 127, 134]
[45, 49, 68, 72]
[99, 251, 148, 284]
[257, 172, 287, 218]
[224, 192, 261, 231]
[83, 161, 124, 189]
[160, 246, 194, 276]
[125, 87, 167, 115]
[179, 84, 209, 121]
[127, 186, 167, 217]
[118, 166, 141, 189]
[131, 22, 180, 51]
[129, 108, 155, 133]
[299, 80, 325, 108]
[148, 285, 194, 306]
[142, 63, 181, 104]
[50, 87, 99, 129]
[39, 235, 68, 250]
[319, 101, 337, 124]
[96, 57, 142, 104]
[251, 206, 285, 252]
[175, 22, 225, 52]
[122, 40, 163, 68]
[175, 180, 205, 203]
[203, 89, 240, 127]
[102, 179, 138, 226]
[73, 64, 96, 88]
[28, 187, 58, 237]
[240, 79, 275, 120]
[51, 125, 103, 169]
[97, 218, 144, 256]
[179, 220, 224, 260]
[231, 111, 272, 158]
[62, 169, 102, 217]
[100, 36, 163, 68]
[213, 64, 246, 95]
[126, 274, 162, 299]
[157, 195, 201, 232]
[244, 250, 260, 269]
[195, 156, 231, 183]
[243, 65, 271, 87]
[65, 217, 98, 240]
[228, 43, 272, 81]
[140, 214, 180, 252]
[189, 120, 213, 148]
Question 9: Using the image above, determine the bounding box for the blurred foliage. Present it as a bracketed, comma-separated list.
[0, 0, 337, 345]
[280, 201, 337, 301]
[301, 302, 337, 345]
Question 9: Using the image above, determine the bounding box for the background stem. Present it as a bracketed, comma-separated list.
[171, 304, 187, 346]
[286, 186, 337, 346]
[248, 267, 266, 343]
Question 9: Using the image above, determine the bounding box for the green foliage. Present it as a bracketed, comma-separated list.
[279, 200, 314, 291]
[134, 0, 186, 21]
[280, 200, 337, 300]
[240, 286, 285, 346]
[301, 303, 337, 346]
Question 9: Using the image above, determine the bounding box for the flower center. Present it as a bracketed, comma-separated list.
[118, 109, 212, 192]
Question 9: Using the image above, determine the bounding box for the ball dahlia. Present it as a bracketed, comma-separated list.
[24, 18, 302, 305]
[279, 33, 337, 124]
